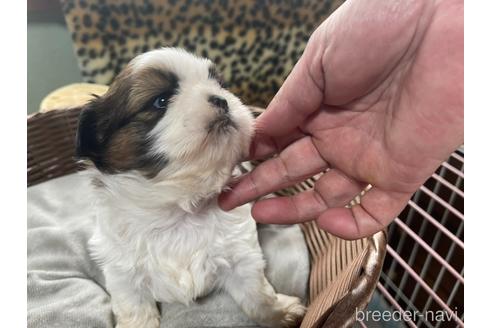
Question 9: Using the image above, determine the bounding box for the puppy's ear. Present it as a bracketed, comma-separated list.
[75, 102, 105, 166]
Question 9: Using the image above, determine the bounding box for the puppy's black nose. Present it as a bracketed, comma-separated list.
[208, 95, 229, 113]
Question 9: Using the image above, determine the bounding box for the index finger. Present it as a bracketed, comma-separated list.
[219, 136, 328, 210]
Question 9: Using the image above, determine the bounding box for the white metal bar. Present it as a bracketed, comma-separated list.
[377, 282, 419, 328]
[386, 246, 464, 327]
[419, 185, 464, 221]
[378, 153, 464, 327]
[407, 201, 464, 249]
[390, 159, 461, 304]
[435, 267, 464, 328]
[410, 162, 463, 313]
[379, 272, 425, 315]
[431, 173, 464, 198]
[441, 161, 464, 179]
[398, 214, 430, 307]
[358, 320, 368, 328]
[420, 224, 462, 327]
[421, 166, 464, 323]
[403, 165, 448, 309]
[414, 159, 464, 327]
[451, 152, 464, 163]
[385, 189, 424, 291]
[446, 268, 465, 304]
[393, 218, 463, 284]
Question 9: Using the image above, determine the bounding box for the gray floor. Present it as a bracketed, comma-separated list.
[27, 14, 81, 114]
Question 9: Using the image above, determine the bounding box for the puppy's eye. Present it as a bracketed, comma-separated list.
[152, 95, 168, 109]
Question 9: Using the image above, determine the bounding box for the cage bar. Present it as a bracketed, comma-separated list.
[370, 152, 464, 327]
[407, 201, 463, 249]
[385, 246, 463, 327]
[393, 218, 463, 284]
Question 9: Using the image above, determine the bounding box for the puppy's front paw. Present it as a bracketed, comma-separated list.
[274, 294, 306, 328]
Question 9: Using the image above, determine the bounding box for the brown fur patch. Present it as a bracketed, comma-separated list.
[76, 63, 178, 177]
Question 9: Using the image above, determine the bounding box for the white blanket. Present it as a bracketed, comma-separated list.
[27, 174, 310, 328]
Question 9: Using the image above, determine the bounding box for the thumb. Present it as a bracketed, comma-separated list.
[254, 36, 326, 138]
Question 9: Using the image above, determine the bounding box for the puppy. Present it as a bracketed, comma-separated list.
[76, 48, 306, 328]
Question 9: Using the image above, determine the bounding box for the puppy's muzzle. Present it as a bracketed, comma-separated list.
[207, 95, 237, 133]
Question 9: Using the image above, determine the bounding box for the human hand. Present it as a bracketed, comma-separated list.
[219, 0, 463, 239]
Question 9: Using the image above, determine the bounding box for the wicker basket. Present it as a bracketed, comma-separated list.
[27, 85, 386, 328]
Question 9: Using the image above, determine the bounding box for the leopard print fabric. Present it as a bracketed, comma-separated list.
[61, 0, 344, 107]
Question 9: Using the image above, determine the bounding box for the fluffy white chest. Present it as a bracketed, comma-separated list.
[91, 201, 257, 305]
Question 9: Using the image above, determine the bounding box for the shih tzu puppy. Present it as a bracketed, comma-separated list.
[76, 48, 306, 328]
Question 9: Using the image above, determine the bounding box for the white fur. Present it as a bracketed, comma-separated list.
[88, 48, 305, 328]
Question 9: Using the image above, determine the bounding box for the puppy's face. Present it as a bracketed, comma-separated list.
[76, 48, 253, 183]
